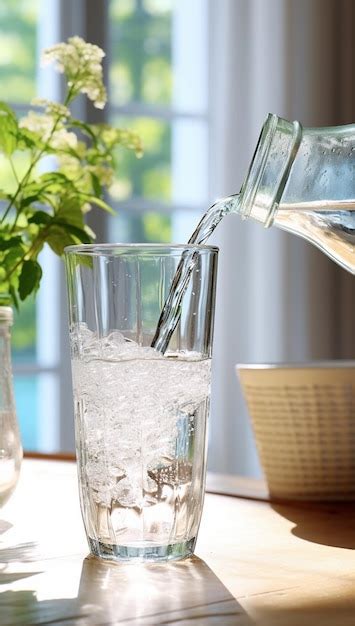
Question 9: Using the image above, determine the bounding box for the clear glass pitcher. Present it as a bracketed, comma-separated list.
[233, 114, 355, 273]
[0, 306, 22, 506]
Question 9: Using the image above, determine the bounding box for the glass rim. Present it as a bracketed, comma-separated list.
[64, 242, 219, 256]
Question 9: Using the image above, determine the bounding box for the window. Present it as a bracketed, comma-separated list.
[0, 0, 210, 454]
[106, 0, 209, 247]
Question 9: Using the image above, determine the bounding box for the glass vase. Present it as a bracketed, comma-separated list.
[0, 306, 22, 507]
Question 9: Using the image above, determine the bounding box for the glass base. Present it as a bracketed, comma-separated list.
[88, 536, 196, 562]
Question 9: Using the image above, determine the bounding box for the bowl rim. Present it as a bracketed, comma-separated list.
[236, 360, 355, 370]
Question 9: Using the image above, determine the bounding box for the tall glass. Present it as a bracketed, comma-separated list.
[65, 244, 218, 562]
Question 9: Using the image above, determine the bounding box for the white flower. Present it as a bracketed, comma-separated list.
[88, 164, 114, 186]
[99, 125, 143, 157]
[42, 36, 107, 109]
[19, 111, 53, 138]
[19, 111, 77, 150]
[50, 128, 77, 150]
[31, 98, 70, 119]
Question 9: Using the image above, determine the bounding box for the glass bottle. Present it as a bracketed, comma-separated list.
[0, 306, 22, 506]
[233, 114, 355, 273]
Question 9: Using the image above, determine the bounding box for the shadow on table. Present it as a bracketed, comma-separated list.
[271, 501, 355, 549]
[0, 519, 43, 585]
[0, 555, 252, 625]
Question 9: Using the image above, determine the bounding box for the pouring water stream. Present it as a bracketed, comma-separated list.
[151, 194, 240, 353]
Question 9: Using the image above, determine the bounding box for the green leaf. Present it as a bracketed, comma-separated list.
[82, 194, 115, 215]
[20, 195, 41, 209]
[0, 102, 18, 155]
[3, 245, 24, 270]
[0, 189, 12, 201]
[40, 172, 72, 184]
[54, 220, 92, 244]
[46, 226, 76, 256]
[17, 127, 40, 150]
[84, 223, 95, 239]
[28, 211, 51, 225]
[56, 195, 85, 228]
[69, 119, 98, 144]
[9, 285, 19, 311]
[12, 213, 28, 230]
[37, 172, 77, 195]
[18, 259, 42, 300]
[91, 173, 102, 197]
[20, 184, 53, 209]
[0, 236, 22, 251]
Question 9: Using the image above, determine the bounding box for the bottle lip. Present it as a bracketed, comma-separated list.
[239, 114, 302, 224]
[239, 114, 279, 219]
[0, 306, 13, 323]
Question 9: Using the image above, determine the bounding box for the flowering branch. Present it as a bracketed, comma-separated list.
[0, 37, 142, 308]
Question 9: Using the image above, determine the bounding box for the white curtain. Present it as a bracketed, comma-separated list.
[207, 0, 355, 475]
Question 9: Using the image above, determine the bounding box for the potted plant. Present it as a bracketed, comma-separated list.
[0, 37, 142, 506]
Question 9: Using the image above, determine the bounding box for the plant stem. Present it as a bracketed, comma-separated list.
[1, 81, 78, 227]
[9, 156, 19, 185]
[3, 83, 80, 285]
[4, 225, 50, 284]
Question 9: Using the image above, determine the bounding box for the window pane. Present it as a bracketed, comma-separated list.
[109, 116, 208, 207]
[171, 119, 208, 206]
[109, 209, 171, 243]
[15, 373, 59, 452]
[12, 298, 37, 365]
[15, 375, 38, 450]
[0, 0, 40, 103]
[109, 0, 172, 107]
[110, 116, 171, 203]
[109, 0, 207, 113]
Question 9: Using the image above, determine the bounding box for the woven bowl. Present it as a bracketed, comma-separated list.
[237, 362, 355, 501]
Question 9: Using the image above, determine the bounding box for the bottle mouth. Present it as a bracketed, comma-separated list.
[239, 114, 302, 224]
[0, 306, 13, 323]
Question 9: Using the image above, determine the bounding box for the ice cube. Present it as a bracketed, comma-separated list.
[113, 477, 141, 508]
[71, 334, 211, 508]
[106, 330, 126, 346]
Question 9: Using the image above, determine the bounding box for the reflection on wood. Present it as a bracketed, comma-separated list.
[0, 556, 246, 625]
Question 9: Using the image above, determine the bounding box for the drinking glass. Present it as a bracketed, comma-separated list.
[65, 244, 218, 562]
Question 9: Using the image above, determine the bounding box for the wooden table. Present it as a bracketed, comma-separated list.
[1, 459, 355, 625]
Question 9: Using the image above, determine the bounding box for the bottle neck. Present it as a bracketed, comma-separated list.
[0, 306, 13, 323]
[0, 306, 13, 353]
[0, 307, 14, 411]
[0, 307, 13, 337]
[238, 114, 302, 226]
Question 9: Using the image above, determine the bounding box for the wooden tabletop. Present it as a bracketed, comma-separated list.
[1, 460, 355, 625]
